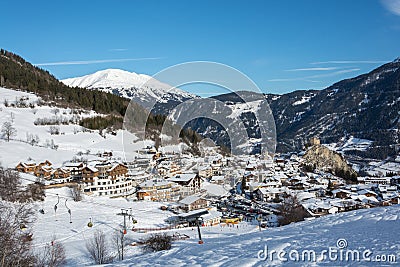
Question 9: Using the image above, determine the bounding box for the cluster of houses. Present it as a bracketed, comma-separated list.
[14, 142, 400, 226]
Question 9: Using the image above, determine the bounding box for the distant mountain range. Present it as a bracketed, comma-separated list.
[205, 59, 400, 158]
[62, 69, 197, 114]
[2, 49, 399, 159]
[61, 59, 400, 159]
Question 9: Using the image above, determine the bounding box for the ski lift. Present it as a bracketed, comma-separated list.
[54, 194, 60, 217]
[87, 217, 93, 228]
[19, 223, 27, 231]
[65, 199, 72, 223]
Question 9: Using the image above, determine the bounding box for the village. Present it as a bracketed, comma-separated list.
[14, 137, 400, 230]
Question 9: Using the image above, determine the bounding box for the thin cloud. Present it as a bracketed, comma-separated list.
[285, 67, 340, 72]
[311, 60, 388, 65]
[109, 48, 128, 52]
[381, 0, 400, 16]
[307, 68, 360, 79]
[268, 78, 300, 82]
[268, 68, 360, 82]
[35, 57, 163, 66]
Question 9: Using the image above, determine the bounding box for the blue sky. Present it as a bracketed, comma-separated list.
[1, 0, 400, 95]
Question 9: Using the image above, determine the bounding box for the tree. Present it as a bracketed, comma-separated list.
[86, 230, 114, 264]
[277, 195, 309, 226]
[0, 166, 22, 202]
[0, 201, 36, 266]
[69, 184, 82, 202]
[35, 236, 66, 267]
[27, 133, 40, 146]
[141, 233, 172, 252]
[112, 230, 126, 261]
[240, 176, 247, 194]
[49, 126, 60, 135]
[1, 121, 16, 142]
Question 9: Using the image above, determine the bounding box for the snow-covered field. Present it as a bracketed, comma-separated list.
[0, 87, 152, 168]
[324, 136, 373, 152]
[30, 185, 399, 266]
[115, 205, 400, 266]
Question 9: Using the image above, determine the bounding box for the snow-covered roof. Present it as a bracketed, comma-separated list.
[139, 180, 170, 188]
[179, 195, 202, 205]
[210, 176, 224, 182]
[201, 210, 222, 221]
[170, 173, 197, 182]
[257, 187, 285, 195]
[65, 162, 84, 167]
[85, 166, 99, 173]
[202, 183, 228, 197]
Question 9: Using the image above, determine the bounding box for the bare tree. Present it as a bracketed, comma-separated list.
[0, 166, 22, 202]
[35, 236, 66, 267]
[51, 108, 60, 116]
[86, 230, 114, 264]
[69, 184, 82, 202]
[49, 126, 60, 135]
[1, 121, 16, 142]
[141, 233, 173, 252]
[27, 133, 40, 146]
[0, 201, 36, 266]
[112, 230, 125, 261]
[277, 194, 310, 226]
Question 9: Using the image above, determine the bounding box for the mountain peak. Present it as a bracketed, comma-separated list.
[61, 68, 157, 89]
[61, 68, 197, 111]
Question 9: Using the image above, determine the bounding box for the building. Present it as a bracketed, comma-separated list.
[82, 162, 133, 197]
[169, 173, 201, 196]
[34, 165, 53, 179]
[309, 137, 320, 146]
[15, 161, 37, 173]
[210, 175, 225, 185]
[64, 162, 85, 180]
[201, 209, 222, 226]
[51, 168, 71, 183]
[136, 179, 180, 201]
[179, 195, 208, 212]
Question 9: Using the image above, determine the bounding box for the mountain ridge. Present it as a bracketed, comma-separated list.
[61, 68, 197, 113]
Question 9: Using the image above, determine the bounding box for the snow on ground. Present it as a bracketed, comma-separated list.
[292, 95, 312, 106]
[30, 187, 177, 266]
[227, 100, 263, 120]
[29, 186, 261, 266]
[0, 87, 170, 167]
[202, 181, 228, 197]
[324, 136, 373, 153]
[112, 205, 400, 266]
[366, 160, 400, 176]
[340, 137, 373, 151]
[0, 87, 39, 103]
[29, 183, 400, 266]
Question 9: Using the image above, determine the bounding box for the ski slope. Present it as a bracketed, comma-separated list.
[115, 205, 400, 266]
[30, 188, 399, 266]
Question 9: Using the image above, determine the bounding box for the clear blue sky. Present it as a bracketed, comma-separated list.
[1, 0, 400, 95]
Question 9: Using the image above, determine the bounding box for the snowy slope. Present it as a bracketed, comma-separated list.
[31, 185, 400, 266]
[0, 87, 154, 167]
[62, 69, 197, 111]
[114, 205, 400, 266]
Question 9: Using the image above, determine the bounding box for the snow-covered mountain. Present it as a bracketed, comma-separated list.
[62, 69, 197, 113]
